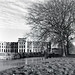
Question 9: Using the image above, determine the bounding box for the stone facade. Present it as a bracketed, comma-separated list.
[0, 42, 18, 53]
[11, 42, 18, 53]
[18, 38, 26, 53]
[18, 37, 49, 53]
[0, 42, 6, 53]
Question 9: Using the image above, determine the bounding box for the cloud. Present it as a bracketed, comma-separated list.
[0, 0, 44, 41]
[0, 0, 28, 29]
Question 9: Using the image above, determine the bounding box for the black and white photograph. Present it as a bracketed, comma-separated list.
[0, 0, 75, 75]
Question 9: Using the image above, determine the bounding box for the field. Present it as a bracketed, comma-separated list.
[0, 57, 75, 75]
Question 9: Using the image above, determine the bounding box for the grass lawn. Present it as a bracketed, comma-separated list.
[0, 57, 75, 75]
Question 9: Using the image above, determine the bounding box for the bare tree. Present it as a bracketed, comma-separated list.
[26, 0, 75, 56]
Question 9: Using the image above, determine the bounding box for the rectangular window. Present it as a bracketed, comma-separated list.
[19, 49, 20, 52]
[22, 49, 23, 52]
[19, 46, 20, 48]
[27, 49, 29, 52]
[24, 49, 25, 52]
[24, 46, 25, 48]
[4, 49, 5, 52]
[2, 49, 3, 52]
[2, 43, 3, 45]
[8, 49, 9, 52]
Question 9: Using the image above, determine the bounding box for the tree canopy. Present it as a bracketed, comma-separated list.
[26, 0, 75, 56]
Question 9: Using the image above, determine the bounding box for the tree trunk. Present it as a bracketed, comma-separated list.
[62, 45, 66, 56]
[61, 38, 66, 56]
[66, 43, 69, 56]
[66, 35, 69, 56]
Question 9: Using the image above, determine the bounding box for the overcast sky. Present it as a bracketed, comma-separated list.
[0, 0, 44, 42]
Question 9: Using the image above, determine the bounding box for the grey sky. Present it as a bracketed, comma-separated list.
[0, 0, 41, 42]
